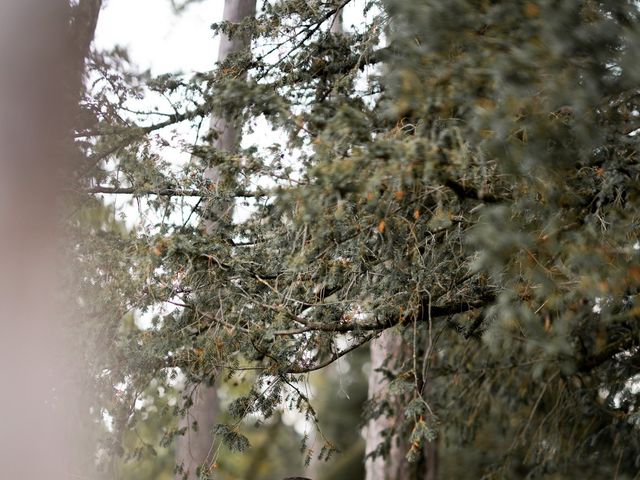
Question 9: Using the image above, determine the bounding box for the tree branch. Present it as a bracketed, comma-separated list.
[284, 331, 378, 374]
[578, 332, 638, 373]
[444, 179, 501, 203]
[83, 185, 260, 197]
[74, 109, 200, 138]
[272, 295, 494, 336]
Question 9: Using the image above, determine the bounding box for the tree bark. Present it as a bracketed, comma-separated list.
[175, 1, 256, 478]
[364, 331, 437, 480]
[364, 332, 402, 480]
[203, 0, 256, 233]
[0, 1, 99, 478]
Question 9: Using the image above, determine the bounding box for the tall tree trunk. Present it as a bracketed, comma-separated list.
[175, 1, 256, 478]
[0, 1, 99, 478]
[70, 0, 102, 96]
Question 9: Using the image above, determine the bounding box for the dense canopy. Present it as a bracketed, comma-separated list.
[72, 1, 640, 478]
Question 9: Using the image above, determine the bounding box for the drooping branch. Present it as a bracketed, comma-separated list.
[74, 109, 202, 138]
[284, 331, 379, 374]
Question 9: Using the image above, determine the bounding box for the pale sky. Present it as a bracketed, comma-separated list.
[95, 0, 375, 76]
[95, 0, 223, 75]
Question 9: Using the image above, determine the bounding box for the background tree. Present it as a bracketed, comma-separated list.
[175, 1, 257, 478]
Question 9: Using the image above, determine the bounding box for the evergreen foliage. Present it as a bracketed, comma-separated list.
[75, 0, 640, 477]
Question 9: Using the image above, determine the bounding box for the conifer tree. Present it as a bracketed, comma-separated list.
[77, 1, 640, 478]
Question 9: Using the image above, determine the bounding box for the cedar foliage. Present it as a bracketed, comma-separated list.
[74, 1, 640, 477]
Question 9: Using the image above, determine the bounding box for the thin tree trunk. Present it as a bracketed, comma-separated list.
[203, 0, 256, 233]
[175, 1, 256, 478]
[364, 330, 437, 480]
[70, 0, 102, 94]
[364, 332, 403, 480]
[330, 7, 343, 34]
[306, 11, 346, 480]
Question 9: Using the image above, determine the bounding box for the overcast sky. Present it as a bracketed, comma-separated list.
[94, 0, 373, 74]
[95, 0, 222, 75]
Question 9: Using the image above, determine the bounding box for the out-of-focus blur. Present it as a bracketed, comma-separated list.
[0, 1, 93, 478]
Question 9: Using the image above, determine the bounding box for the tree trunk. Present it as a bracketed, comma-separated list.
[364, 332, 402, 480]
[0, 1, 99, 478]
[364, 331, 437, 480]
[203, 0, 256, 233]
[175, 1, 256, 478]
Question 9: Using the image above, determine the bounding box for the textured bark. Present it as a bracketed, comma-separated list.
[176, 383, 220, 479]
[175, 1, 256, 478]
[364, 331, 437, 480]
[364, 332, 403, 480]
